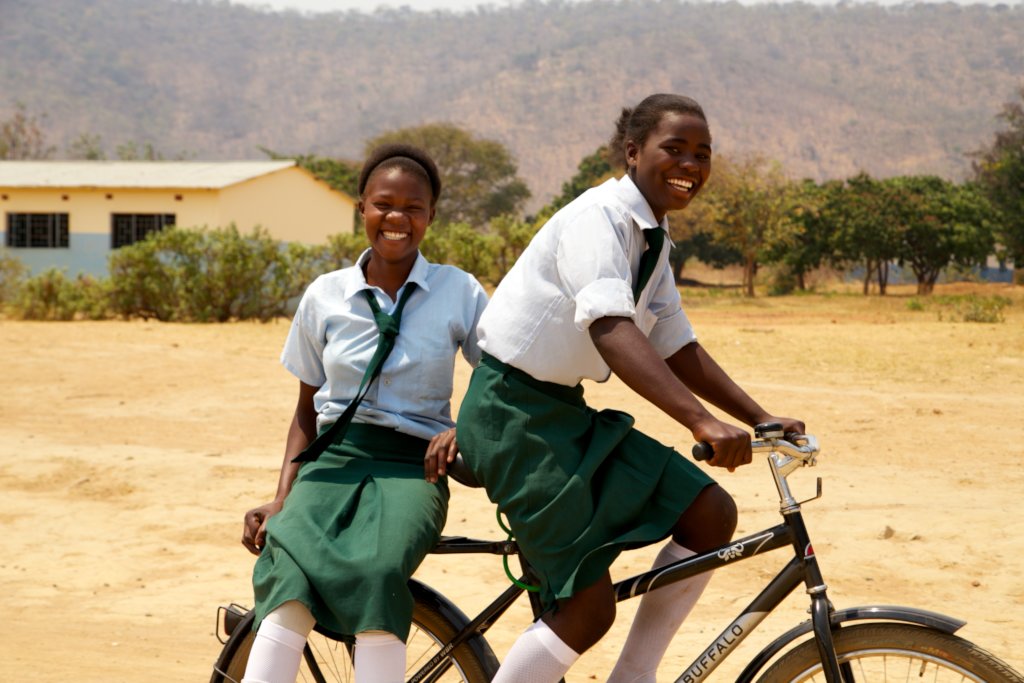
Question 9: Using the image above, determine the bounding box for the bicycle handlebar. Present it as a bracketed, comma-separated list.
[692, 423, 819, 467]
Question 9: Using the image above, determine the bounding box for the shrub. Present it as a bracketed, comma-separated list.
[906, 297, 926, 311]
[955, 294, 1010, 323]
[931, 293, 1010, 323]
[13, 268, 81, 320]
[108, 224, 327, 322]
[0, 252, 28, 310]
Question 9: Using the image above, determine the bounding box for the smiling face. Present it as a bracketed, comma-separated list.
[626, 111, 712, 222]
[358, 166, 435, 271]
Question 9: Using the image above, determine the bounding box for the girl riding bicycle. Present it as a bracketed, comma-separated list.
[456, 94, 804, 683]
[238, 144, 487, 683]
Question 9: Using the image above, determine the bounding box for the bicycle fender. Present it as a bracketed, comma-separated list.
[408, 579, 502, 675]
[735, 604, 966, 682]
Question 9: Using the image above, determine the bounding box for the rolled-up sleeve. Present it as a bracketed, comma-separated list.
[573, 277, 636, 330]
[557, 204, 641, 331]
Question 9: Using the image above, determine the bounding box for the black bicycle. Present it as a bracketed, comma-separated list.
[210, 424, 1024, 682]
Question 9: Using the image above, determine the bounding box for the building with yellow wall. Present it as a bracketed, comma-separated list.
[0, 161, 356, 276]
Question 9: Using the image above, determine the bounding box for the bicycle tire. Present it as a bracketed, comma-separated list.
[210, 587, 498, 683]
[757, 622, 1024, 682]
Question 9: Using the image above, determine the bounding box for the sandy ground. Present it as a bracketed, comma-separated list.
[2, 284, 1023, 681]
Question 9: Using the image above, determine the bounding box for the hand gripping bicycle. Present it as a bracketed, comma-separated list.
[211, 424, 1024, 682]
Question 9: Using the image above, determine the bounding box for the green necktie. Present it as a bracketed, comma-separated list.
[633, 227, 665, 302]
[292, 282, 419, 463]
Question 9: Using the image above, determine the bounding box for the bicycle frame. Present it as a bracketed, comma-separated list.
[408, 430, 847, 683]
[315, 430, 968, 683]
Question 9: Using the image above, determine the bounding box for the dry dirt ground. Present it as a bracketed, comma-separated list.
[2, 283, 1023, 681]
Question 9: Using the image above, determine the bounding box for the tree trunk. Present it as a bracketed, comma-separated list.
[862, 259, 875, 295]
[671, 253, 685, 284]
[877, 261, 889, 296]
[744, 256, 757, 297]
[916, 274, 939, 296]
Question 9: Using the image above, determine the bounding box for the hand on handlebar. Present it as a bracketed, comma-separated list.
[691, 418, 752, 472]
[766, 415, 807, 439]
[242, 500, 283, 556]
[693, 416, 810, 465]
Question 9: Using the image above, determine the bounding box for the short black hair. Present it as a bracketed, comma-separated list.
[608, 94, 708, 168]
[358, 143, 443, 206]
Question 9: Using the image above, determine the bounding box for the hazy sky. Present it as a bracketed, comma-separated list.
[231, 0, 1014, 14]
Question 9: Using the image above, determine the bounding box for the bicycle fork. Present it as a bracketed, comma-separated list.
[787, 509, 846, 683]
[664, 518, 847, 683]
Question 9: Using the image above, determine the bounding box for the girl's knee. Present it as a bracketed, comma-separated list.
[547, 578, 617, 653]
[674, 484, 738, 550]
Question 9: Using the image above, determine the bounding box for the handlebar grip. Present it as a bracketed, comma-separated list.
[692, 442, 714, 462]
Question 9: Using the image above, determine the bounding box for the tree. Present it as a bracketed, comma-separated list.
[535, 145, 614, 222]
[827, 173, 903, 295]
[973, 86, 1024, 282]
[66, 133, 107, 160]
[0, 103, 55, 159]
[666, 191, 742, 284]
[262, 147, 361, 200]
[365, 123, 530, 226]
[766, 179, 839, 292]
[703, 156, 798, 296]
[115, 140, 164, 161]
[891, 176, 996, 295]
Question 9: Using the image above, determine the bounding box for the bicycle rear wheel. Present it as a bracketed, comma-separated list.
[211, 587, 497, 683]
[757, 622, 1024, 682]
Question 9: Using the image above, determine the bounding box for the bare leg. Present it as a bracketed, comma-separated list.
[491, 573, 616, 683]
[608, 485, 737, 683]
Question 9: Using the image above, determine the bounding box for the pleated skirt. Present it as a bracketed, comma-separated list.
[456, 353, 714, 610]
[252, 423, 448, 641]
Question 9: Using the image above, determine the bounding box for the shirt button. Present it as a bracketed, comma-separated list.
[383, 378, 391, 385]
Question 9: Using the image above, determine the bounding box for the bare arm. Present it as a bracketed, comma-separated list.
[589, 317, 802, 470]
[664, 341, 770, 426]
[665, 341, 804, 436]
[241, 381, 319, 554]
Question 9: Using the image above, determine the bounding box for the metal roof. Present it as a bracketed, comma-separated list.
[0, 160, 297, 189]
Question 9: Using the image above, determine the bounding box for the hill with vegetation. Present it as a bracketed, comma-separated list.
[3, 0, 1022, 206]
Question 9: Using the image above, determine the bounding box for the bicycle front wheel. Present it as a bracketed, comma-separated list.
[758, 622, 1024, 682]
[210, 598, 496, 683]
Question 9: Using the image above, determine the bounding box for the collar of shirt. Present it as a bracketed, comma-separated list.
[342, 248, 433, 303]
[611, 174, 671, 239]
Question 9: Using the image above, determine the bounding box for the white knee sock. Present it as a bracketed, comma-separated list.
[607, 541, 712, 683]
[355, 631, 406, 683]
[492, 619, 579, 683]
[241, 619, 309, 683]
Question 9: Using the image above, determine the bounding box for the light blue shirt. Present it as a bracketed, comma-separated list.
[478, 174, 696, 386]
[281, 249, 488, 440]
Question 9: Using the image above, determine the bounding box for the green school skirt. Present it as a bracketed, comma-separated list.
[252, 423, 448, 642]
[456, 354, 714, 610]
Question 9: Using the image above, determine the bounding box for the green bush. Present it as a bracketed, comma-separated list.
[0, 252, 28, 310]
[13, 268, 87, 320]
[906, 297, 926, 311]
[766, 266, 799, 296]
[108, 224, 328, 322]
[326, 231, 366, 269]
[931, 293, 1010, 323]
[955, 294, 1010, 323]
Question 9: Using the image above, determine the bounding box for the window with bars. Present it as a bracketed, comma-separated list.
[6, 213, 70, 248]
[111, 213, 176, 248]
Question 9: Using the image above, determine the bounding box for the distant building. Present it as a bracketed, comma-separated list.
[0, 161, 356, 276]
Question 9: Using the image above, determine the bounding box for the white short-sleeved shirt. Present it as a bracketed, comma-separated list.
[281, 249, 488, 440]
[477, 174, 696, 386]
